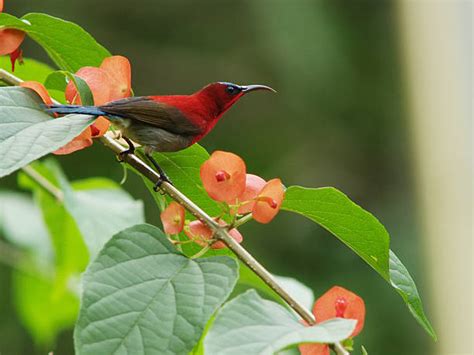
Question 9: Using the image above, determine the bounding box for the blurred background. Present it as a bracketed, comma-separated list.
[0, 0, 472, 354]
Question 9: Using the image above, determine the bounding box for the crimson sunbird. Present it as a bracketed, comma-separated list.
[47, 82, 275, 186]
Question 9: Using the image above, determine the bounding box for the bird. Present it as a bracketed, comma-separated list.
[47, 82, 275, 188]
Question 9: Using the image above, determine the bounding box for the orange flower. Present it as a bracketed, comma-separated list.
[56, 55, 132, 154]
[160, 202, 185, 235]
[252, 178, 285, 223]
[200, 151, 246, 204]
[20, 81, 53, 106]
[299, 286, 366, 355]
[184, 220, 243, 249]
[0, 2, 25, 71]
[238, 174, 266, 214]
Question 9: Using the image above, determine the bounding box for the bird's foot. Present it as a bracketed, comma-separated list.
[117, 147, 135, 163]
[153, 173, 173, 192]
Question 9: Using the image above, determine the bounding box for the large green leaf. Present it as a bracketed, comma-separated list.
[74, 224, 239, 355]
[0, 191, 52, 261]
[389, 251, 437, 340]
[18, 162, 89, 294]
[281, 186, 435, 339]
[0, 13, 110, 72]
[0, 87, 96, 178]
[149, 144, 220, 216]
[282, 186, 390, 279]
[204, 290, 356, 355]
[46, 161, 145, 258]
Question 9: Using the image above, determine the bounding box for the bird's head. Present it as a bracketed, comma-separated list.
[195, 82, 276, 120]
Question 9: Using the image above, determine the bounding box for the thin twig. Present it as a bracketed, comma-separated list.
[0, 69, 350, 354]
[21, 165, 64, 201]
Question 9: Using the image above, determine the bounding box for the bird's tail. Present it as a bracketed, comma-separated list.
[45, 104, 107, 117]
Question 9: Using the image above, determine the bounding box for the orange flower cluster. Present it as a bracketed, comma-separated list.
[300, 286, 366, 355]
[0, 0, 25, 71]
[160, 151, 285, 250]
[20, 55, 131, 155]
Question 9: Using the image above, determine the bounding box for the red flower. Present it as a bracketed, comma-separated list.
[299, 286, 366, 355]
[200, 151, 246, 204]
[0, 2, 25, 71]
[238, 174, 266, 214]
[184, 220, 243, 249]
[160, 202, 185, 235]
[56, 55, 132, 155]
[252, 178, 285, 223]
[20, 81, 53, 106]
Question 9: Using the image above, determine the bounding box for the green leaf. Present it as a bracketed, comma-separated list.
[0, 87, 96, 178]
[281, 186, 436, 339]
[74, 224, 239, 355]
[45, 71, 94, 106]
[0, 56, 55, 83]
[149, 144, 220, 216]
[44, 71, 68, 92]
[0, 13, 110, 72]
[0, 191, 52, 260]
[46, 161, 145, 258]
[281, 186, 390, 279]
[204, 290, 356, 355]
[236, 262, 314, 312]
[389, 250, 437, 340]
[361, 345, 369, 355]
[13, 267, 79, 347]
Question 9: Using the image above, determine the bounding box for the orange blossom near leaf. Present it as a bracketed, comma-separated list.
[55, 55, 132, 155]
[299, 286, 366, 355]
[184, 220, 243, 249]
[160, 202, 185, 235]
[0, 1, 26, 71]
[238, 174, 267, 214]
[20, 81, 53, 106]
[200, 151, 246, 204]
[252, 178, 285, 223]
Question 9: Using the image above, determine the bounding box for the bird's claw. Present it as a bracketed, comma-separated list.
[153, 174, 173, 192]
[117, 147, 135, 163]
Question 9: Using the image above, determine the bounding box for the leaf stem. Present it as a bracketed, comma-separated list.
[1, 69, 349, 354]
[21, 165, 64, 202]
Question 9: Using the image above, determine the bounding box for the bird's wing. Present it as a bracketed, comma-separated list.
[99, 97, 202, 136]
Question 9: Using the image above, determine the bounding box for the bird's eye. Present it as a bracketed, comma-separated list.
[226, 86, 238, 95]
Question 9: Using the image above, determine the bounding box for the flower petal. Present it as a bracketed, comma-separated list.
[100, 55, 132, 101]
[313, 286, 366, 337]
[20, 81, 53, 105]
[65, 67, 112, 105]
[252, 178, 285, 224]
[200, 151, 246, 204]
[0, 0, 4, 12]
[53, 128, 93, 155]
[238, 174, 266, 214]
[184, 220, 243, 249]
[160, 202, 185, 235]
[299, 343, 330, 355]
[0, 29, 25, 56]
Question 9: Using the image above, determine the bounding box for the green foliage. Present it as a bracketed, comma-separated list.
[281, 186, 436, 339]
[0, 13, 110, 72]
[204, 290, 356, 354]
[47, 160, 145, 258]
[389, 251, 437, 340]
[282, 186, 390, 279]
[0, 87, 96, 178]
[0, 56, 54, 83]
[74, 224, 239, 355]
[12, 268, 79, 347]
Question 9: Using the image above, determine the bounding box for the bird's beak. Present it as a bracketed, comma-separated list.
[241, 84, 277, 93]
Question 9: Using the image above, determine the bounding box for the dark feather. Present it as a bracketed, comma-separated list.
[99, 97, 202, 136]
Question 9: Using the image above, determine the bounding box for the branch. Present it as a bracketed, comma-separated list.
[0, 69, 350, 354]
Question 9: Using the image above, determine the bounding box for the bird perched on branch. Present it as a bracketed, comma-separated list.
[47, 82, 275, 187]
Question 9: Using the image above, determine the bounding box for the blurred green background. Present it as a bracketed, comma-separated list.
[0, 0, 442, 354]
